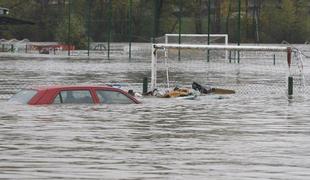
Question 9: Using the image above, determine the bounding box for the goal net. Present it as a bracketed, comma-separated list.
[151, 44, 308, 98]
[155, 34, 229, 61]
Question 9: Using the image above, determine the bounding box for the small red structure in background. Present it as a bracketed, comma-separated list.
[31, 44, 75, 54]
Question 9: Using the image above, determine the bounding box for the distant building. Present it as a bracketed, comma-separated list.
[0, 7, 34, 25]
[0, 7, 9, 15]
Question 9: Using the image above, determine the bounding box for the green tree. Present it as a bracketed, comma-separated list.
[1, 0, 310, 44]
[261, 0, 297, 43]
[294, 0, 310, 42]
[55, 15, 88, 49]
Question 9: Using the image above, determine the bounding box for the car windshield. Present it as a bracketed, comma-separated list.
[8, 90, 37, 104]
[96, 90, 134, 104]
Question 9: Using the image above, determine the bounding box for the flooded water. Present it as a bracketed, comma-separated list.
[1, 51, 310, 179]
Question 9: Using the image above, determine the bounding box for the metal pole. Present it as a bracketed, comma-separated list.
[287, 48, 292, 96]
[287, 47, 292, 68]
[67, 0, 71, 56]
[255, 0, 260, 43]
[164, 48, 170, 89]
[226, 0, 232, 36]
[225, 34, 229, 61]
[151, 45, 157, 90]
[207, 0, 211, 62]
[87, 0, 91, 57]
[142, 77, 148, 95]
[153, 0, 159, 43]
[107, 0, 112, 60]
[288, 76, 293, 96]
[237, 0, 241, 63]
[178, 0, 183, 61]
[252, 0, 256, 40]
[128, 0, 132, 61]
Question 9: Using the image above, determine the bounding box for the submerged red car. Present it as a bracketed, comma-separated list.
[8, 85, 140, 105]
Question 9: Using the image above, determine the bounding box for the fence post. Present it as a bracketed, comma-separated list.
[288, 76, 293, 96]
[128, 0, 132, 61]
[237, 0, 241, 63]
[67, 0, 71, 56]
[207, 0, 211, 62]
[107, 0, 112, 60]
[287, 47, 293, 96]
[151, 45, 157, 90]
[143, 77, 148, 94]
[87, 0, 92, 57]
[178, 0, 183, 61]
[153, 0, 159, 44]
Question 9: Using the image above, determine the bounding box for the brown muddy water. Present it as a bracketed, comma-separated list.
[0, 54, 310, 179]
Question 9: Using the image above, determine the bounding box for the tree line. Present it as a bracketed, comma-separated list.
[0, 0, 309, 48]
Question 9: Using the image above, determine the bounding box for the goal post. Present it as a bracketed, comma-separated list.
[150, 43, 302, 97]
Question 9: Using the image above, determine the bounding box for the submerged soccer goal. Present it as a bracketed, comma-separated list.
[150, 43, 308, 98]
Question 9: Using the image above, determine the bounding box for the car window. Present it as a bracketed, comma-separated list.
[8, 90, 37, 104]
[53, 90, 93, 104]
[96, 90, 134, 104]
[53, 94, 62, 104]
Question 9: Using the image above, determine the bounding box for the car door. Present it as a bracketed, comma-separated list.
[53, 89, 94, 104]
[94, 88, 136, 104]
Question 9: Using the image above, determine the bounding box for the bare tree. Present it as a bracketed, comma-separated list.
[214, 0, 222, 33]
[194, 0, 202, 34]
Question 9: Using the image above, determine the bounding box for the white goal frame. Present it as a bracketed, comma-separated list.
[165, 34, 229, 61]
[151, 43, 293, 91]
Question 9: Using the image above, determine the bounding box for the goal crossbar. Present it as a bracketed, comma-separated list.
[153, 43, 290, 52]
[151, 44, 293, 91]
[165, 34, 228, 37]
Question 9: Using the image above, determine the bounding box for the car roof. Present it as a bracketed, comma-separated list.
[16, 85, 140, 104]
[29, 85, 118, 91]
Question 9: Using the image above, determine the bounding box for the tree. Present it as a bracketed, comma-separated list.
[1, 0, 310, 44]
[55, 15, 88, 49]
[261, 0, 297, 43]
[213, 0, 222, 33]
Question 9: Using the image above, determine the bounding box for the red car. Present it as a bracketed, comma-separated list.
[8, 85, 140, 105]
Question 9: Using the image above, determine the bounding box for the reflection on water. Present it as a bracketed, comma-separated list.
[0, 57, 310, 179]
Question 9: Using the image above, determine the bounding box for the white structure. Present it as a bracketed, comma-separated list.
[151, 43, 294, 91]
